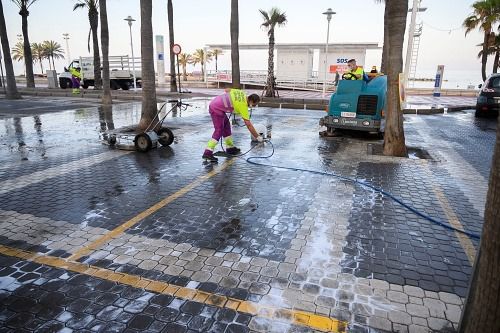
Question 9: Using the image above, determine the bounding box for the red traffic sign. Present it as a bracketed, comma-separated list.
[172, 44, 182, 55]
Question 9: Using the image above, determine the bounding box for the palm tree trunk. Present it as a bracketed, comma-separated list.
[215, 54, 218, 72]
[265, 28, 276, 97]
[99, 0, 111, 105]
[51, 56, 55, 72]
[383, 0, 407, 157]
[39, 58, 43, 74]
[167, 0, 177, 92]
[90, 10, 102, 90]
[0, 0, 21, 99]
[481, 30, 490, 81]
[182, 64, 187, 81]
[20, 10, 35, 88]
[137, 0, 158, 131]
[493, 50, 499, 74]
[459, 115, 500, 333]
[381, 20, 388, 74]
[230, 0, 240, 88]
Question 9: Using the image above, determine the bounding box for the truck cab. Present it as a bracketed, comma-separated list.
[320, 75, 387, 135]
[59, 56, 140, 90]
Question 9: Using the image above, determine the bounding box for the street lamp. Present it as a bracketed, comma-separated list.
[322, 8, 336, 97]
[124, 15, 137, 90]
[62, 33, 71, 65]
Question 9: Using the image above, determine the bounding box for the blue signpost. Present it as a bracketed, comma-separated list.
[433, 65, 445, 97]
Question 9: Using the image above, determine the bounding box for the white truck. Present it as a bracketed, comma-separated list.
[59, 55, 141, 90]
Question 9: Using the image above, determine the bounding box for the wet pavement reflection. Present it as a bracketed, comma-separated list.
[0, 98, 496, 333]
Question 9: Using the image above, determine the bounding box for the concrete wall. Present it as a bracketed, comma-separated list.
[276, 49, 314, 80]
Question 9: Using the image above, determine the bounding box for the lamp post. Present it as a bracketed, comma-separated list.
[124, 15, 137, 90]
[62, 33, 71, 65]
[322, 8, 336, 97]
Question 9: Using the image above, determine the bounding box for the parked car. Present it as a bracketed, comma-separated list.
[476, 73, 500, 117]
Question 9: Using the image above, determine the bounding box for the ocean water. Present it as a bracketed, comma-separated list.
[410, 69, 484, 90]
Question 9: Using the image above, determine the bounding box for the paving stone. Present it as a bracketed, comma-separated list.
[444, 304, 462, 323]
[438, 292, 463, 305]
[406, 304, 430, 318]
[428, 317, 454, 331]
[404, 285, 425, 298]
[369, 316, 392, 331]
[388, 310, 412, 325]
[387, 290, 409, 304]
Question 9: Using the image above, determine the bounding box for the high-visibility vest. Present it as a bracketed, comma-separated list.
[69, 67, 82, 80]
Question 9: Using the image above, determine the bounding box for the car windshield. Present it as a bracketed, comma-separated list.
[490, 77, 500, 89]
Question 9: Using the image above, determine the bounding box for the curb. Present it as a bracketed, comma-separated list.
[1, 89, 474, 114]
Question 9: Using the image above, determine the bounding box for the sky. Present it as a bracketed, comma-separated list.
[0, 0, 487, 84]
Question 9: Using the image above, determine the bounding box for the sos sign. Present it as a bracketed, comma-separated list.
[336, 58, 349, 64]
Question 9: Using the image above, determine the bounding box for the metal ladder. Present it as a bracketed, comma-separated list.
[408, 23, 423, 87]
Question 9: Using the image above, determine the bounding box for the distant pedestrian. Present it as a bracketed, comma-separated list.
[334, 71, 340, 86]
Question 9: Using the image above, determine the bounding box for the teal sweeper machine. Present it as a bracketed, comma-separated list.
[319, 75, 387, 136]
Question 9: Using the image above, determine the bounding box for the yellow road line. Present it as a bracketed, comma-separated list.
[432, 186, 477, 265]
[0, 244, 347, 333]
[422, 163, 476, 265]
[69, 160, 236, 261]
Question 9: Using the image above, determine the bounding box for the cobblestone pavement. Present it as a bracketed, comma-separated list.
[0, 97, 496, 332]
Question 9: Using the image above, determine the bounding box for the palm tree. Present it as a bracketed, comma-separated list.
[0, 0, 21, 99]
[11, 41, 24, 63]
[167, 0, 177, 92]
[99, 0, 111, 105]
[259, 7, 287, 97]
[31, 42, 45, 73]
[137, 0, 158, 131]
[211, 48, 223, 72]
[230, 0, 240, 88]
[477, 31, 500, 73]
[382, 0, 408, 157]
[177, 53, 191, 81]
[11, 0, 37, 88]
[463, 0, 500, 81]
[374, 0, 387, 73]
[459, 111, 500, 332]
[191, 49, 212, 80]
[42, 40, 64, 71]
[73, 0, 102, 89]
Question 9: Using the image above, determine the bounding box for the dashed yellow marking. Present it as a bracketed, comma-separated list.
[0, 244, 347, 332]
[433, 187, 477, 265]
[422, 162, 477, 265]
[68, 160, 236, 261]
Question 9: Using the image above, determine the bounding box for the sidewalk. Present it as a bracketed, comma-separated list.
[0, 97, 493, 332]
[1, 86, 476, 113]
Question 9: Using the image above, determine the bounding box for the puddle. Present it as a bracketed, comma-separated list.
[368, 143, 432, 160]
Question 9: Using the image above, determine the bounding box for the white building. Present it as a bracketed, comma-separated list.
[205, 42, 380, 81]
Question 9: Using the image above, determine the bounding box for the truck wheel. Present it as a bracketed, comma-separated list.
[134, 133, 152, 152]
[110, 80, 120, 90]
[157, 127, 174, 146]
[60, 79, 71, 89]
[81, 83, 89, 89]
[120, 82, 130, 90]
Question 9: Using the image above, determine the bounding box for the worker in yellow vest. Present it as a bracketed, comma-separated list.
[202, 89, 262, 162]
[343, 59, 364, 80]
[69, 67, 82, 94]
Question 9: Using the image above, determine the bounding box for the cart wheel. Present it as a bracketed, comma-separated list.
[134, 133, 152, 152]
[108, 135, 117, 145]
[157, 127, 174, 146]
